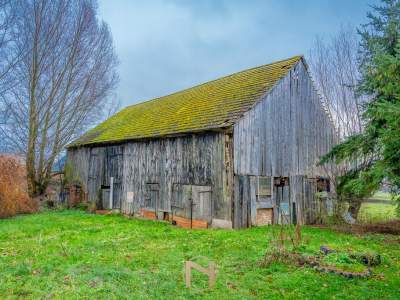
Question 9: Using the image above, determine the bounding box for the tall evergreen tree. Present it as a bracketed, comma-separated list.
[321, 0, 400, 217]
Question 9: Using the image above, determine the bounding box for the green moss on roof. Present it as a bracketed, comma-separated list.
[71, 56, 302, 146]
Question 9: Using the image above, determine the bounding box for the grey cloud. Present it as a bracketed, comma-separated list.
[98, 0, 377, 107]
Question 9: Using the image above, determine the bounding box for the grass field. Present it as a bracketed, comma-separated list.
[358, 192, 398, 223]
[0, 211, 399, 299]
[358, 202, 398, 223]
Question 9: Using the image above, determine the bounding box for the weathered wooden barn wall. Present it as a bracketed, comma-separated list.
[67, 145, 125, 207]
[120, 132, 230, 221]
[67, 132, 232, 223]
[232, 60, 336, 227]
[233, 60, 336, 177]
[67, 147, 90, 188]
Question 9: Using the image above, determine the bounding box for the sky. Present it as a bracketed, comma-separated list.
[98, 0, 378, 108]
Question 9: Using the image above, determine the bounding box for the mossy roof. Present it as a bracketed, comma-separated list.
[71, 55, 302, 147]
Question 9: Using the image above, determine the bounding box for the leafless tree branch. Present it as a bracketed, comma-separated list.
[0, 0, 119, 196]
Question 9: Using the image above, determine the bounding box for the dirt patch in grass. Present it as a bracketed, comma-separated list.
[354, 220, 400, 235]
[315, 220, 400, 235]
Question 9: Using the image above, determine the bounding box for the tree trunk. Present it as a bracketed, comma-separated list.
[348, 199, 362, 220]
[26, 175, 49, 199]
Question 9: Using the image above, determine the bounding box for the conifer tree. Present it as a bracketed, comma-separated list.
[321, 0, 400, 217]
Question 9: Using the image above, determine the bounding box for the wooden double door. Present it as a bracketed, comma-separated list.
[172, 184, 213, 223]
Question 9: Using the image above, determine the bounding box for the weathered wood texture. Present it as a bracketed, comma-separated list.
[233, 60, 336, 177]
[233, 174, 324, 227]
[234, 175, 274, 228]
[233, 175, 251, 228]
[232, 61, 336, 227]
[68, 132, 232, 223]
[288, 175, 321, 225]
[67, 145, 124, 209]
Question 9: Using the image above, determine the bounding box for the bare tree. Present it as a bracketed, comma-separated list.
[0, 0, 20, 153]
[309, 25, 364, 140]
[0, 0, 19, 92]
[0, 0, 118, 197]
[309, 26, 368, 220]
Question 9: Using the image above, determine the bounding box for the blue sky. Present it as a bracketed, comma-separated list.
[98, 0, 377, 108]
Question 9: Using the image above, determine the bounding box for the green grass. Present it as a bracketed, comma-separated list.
[0, 211, 399, 299]
[358, 202, 398, 223]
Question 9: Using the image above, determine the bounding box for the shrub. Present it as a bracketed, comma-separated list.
[0, 155, 38, 218]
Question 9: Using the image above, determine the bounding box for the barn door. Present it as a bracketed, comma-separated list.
[191, 186, 212, 223]
[103, 146, 123, 209]
[274, 177, 290, 224]
[233, 175, 251, 228]
[88, 148, 103, 206]
[178, 185, 212, 224]
[145, 183, 160, 213]
[304, 178, 318, 224]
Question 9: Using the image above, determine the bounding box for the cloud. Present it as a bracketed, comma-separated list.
[98, 0, 376, 107]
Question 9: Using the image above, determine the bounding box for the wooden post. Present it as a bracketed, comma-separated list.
[185, 261, 191, 288]
[184, 260, 216, 289]
[109, 177, 114, 209]
[208, 261, 216, 288]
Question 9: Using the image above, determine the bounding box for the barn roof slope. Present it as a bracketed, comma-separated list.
[71, 55, 302, 146]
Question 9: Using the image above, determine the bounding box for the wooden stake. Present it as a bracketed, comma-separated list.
[184, 260, 216, 289]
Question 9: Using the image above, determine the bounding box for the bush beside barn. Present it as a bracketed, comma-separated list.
[0, 155, 38, 218]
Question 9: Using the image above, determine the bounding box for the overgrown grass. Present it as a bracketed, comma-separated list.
[358, 202, 398, 224]
[0, 211, 399, 299]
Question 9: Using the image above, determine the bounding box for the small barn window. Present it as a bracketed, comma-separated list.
[274, 177, 289, 187]
[317, 178, 330, 192]
[257, 176, 272, 197]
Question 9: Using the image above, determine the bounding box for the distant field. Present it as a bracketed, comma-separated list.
[0, 211, 399, 299]
[358, 202, 398, 224]
[371, 192, 392, 200]
[367, 192, 393, 203]
[357, 192, 398, 224]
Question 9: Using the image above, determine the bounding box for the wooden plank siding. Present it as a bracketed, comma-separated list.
[232, 60, 336, 226]
[233, 60, 336, 177]
[67, 132, 233, 225]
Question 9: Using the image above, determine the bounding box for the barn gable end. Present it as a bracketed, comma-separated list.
[232, 59, 336, 226]
[234, 59, 336, 177]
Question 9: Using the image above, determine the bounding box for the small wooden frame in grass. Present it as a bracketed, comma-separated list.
[184, 257, 216, 289]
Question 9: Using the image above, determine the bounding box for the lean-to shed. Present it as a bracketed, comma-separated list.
[67, 56, 336, 229]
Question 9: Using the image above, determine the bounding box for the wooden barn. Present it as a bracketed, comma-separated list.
[67, 56, 336, 229]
